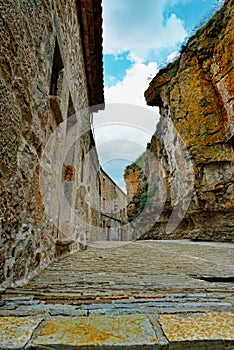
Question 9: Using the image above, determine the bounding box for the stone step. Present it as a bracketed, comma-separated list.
[1, 292, 233, 317]
[0, 312, 234, 349]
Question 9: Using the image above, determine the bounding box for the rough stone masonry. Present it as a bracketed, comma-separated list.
[0, 0, 104, 287]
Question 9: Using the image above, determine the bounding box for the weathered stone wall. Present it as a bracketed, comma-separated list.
[124, 168, 140, 202]
[100, 169, 128, 241]
[126, 0, 234, 242]
[124, 166, 147, 223]
[0, 0, 103, 286]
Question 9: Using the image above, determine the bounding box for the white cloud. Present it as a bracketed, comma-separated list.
[103, 0, 187, 60]
[104, 61, 158, 107]
[93, 103, 160, 184]
[95, 124, 152, 145]
[167, 50, 180, 62]
[93, 62, 160, 183]
[95, 0, 189, 183]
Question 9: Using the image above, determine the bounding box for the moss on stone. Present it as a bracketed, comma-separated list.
[169, 58, 180, 78]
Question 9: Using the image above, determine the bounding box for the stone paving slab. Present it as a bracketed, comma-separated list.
[27, 315, 164, 349]
[159, 312, 234, 342]
[0, 317, 43, 350]
[0, 313, 234, 349]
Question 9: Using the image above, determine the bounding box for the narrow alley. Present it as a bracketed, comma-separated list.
[1, 0, 234, 349]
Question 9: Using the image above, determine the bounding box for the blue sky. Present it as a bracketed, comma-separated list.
[93, 0, 224, 189]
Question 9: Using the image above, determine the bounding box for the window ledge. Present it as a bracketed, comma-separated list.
[55, 239, 74, 246]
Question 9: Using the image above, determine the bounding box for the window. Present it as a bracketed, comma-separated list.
[50, 39, 64, 96]
[107, 226, 111, 241]
[81, 151, 85, 182]
[228, 135, 234, 149]
[114, 202, 118, 212]
[67, 94, 75, 118]
[103, 198, 106, 210]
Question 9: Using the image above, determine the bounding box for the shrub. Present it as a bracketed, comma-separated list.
[166, 85, 173, 96]
[169, 57, 180, 78]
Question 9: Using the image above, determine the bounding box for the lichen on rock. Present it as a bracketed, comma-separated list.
[125, 0, 234, 242]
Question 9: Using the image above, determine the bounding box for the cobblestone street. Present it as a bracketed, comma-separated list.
[0, 240, 234, 349]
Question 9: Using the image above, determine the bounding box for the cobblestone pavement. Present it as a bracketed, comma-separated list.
[0, 240, 234, 349]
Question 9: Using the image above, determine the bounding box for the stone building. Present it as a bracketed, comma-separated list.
[0, 0, 104, 287]
[100, 168, 128, 241]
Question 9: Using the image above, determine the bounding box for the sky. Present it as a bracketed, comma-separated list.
[93, 0, 224, 190]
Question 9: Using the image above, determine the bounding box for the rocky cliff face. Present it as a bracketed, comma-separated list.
[125, 0, 234, 242]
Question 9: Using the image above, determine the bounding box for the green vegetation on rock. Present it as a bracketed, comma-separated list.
[187, 8, 220, 44]
[125, 151, 146, 172]
[169, 57, 180, 78]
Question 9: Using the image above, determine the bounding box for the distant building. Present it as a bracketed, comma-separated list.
[100, 168, 128, 241]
